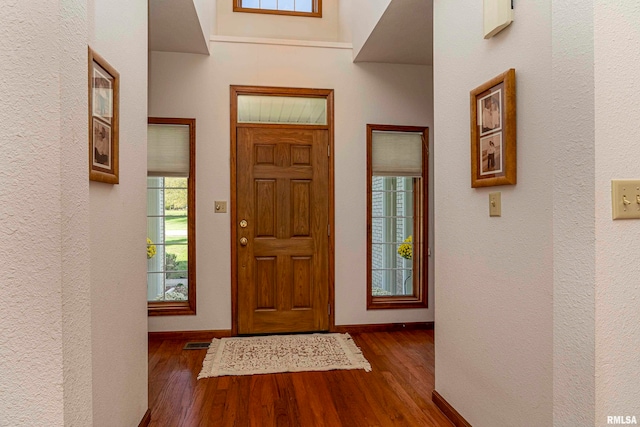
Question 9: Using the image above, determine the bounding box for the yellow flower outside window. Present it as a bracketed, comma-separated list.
[397, 236, 412, 260]
[147, 237, 157, 259]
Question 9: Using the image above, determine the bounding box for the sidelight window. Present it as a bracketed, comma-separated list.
[367, 125, 428, 309]
[147, 118, 196, 316]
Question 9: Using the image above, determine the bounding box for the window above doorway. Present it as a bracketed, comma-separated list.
[234, 0, 322, 18]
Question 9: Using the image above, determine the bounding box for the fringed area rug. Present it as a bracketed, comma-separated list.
[197, 333, 371, 379]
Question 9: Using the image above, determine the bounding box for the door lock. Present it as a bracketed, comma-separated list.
[240, 219, 248, 228]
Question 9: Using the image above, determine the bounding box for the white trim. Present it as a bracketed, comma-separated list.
[210, 35, 353, 50]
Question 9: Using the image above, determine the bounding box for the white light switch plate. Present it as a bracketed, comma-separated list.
[611, 180, 640, 219]
[489, 192, 501, 217]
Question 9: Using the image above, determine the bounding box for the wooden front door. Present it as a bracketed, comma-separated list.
[236, 126, 330, 334]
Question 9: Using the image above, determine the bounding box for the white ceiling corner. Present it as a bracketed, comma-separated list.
[149, 0, 210, 55]
[355, 0, 433, 65]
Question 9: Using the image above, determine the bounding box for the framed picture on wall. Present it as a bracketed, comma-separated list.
[88, 46, 119, 184]
[470, 68, 516, 188]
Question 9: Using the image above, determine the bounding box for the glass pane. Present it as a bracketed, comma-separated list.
[371, 175, 417, 297]
[147, 174, 191, 305]
[237, 95, 327, 125]
[147, 273, 165, 301]
[165, 177, 187, 189]
[147, 176, 163, 188]
[262, 0, 277, 10]
[371, 268, 413, 296]
[165, 243, 187, 300]
[147, 274, 189, 302]
[165, 244, 188, 274]
[164, 278, 188, 301]
[372, 176, 415, 192]
[147, 216, 164, 246]
[279, 0, 294, 10]
[165, 214, 187, 246]
[242, 0, 259, 7]
[148, 244, 166, 273]
[147, 187, 163, 216]
[295, 0, 312, 12]
[164, 189, 187, 213]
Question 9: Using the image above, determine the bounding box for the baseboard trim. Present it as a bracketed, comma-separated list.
[432, 390, 472, 427]
[138, 409, 151, 427]
[149, 324, 433, 339]
[333, 321, 434, 334]
[148, 330, 233, 341]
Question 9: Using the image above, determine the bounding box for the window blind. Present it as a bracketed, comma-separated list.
[147, 124, 190, 177]
[371, 131, 423, 177]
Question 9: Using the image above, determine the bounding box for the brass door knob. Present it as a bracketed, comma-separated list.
[239, 237, 248, 246]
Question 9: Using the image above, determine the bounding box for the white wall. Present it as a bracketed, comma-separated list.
[216, 0, 340, 41]
[148, 41, 433, 332]
[194, 0, 213, 46]
[552, 1, 596, 425]
[89, 0, 149, 425]
[594, 1, 640, 423]
[349, 0, 391, 58]
[337, 0, 353, 42]
[61, 2, 94, 425]
[433, 1, 554, 426]
[0, 1, 92, 425]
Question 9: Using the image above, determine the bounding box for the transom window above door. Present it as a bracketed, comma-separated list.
[234, 0, 321, 18]
[237, 95, 327, 125]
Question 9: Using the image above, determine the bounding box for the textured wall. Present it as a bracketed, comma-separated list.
[60, 0, 93, 425]
[0, 2, 65, 424]
[148, 43, 434, 331]
[433, 0, 553, 425]
[89, 0, 149, 426]
[552, 0, 596, 425]
[594, 1, 640, 422]
[0, 1, 91, 425]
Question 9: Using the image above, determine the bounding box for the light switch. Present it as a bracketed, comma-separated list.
[489, 192, 501, 217]
[611, 180, 640, 219]
[215, 201, 227, 213]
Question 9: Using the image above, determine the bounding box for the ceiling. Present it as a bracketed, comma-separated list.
[149, 0, 209, 55]
[148, 0, 432, 64]
[354, 0, 433, 66]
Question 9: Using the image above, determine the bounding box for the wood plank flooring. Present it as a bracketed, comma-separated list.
[148, 330, 452, 427]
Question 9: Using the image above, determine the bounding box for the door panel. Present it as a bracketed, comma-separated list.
[237, 127, 329, 334]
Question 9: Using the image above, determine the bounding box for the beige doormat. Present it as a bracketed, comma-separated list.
[197, 333, 371, 378]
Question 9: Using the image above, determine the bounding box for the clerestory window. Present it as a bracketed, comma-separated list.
[234, 0, 321, 18]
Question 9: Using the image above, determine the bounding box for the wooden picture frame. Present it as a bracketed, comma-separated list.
[470, 68, 516, 188]
[88, 47, 119, 184]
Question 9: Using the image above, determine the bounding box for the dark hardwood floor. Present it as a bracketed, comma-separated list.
[148, 329, 452, 426]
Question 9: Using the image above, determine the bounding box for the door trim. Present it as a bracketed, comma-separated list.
[230, 85, 335, 336]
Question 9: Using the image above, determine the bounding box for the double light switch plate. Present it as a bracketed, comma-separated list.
[611, 180, 640, 219]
